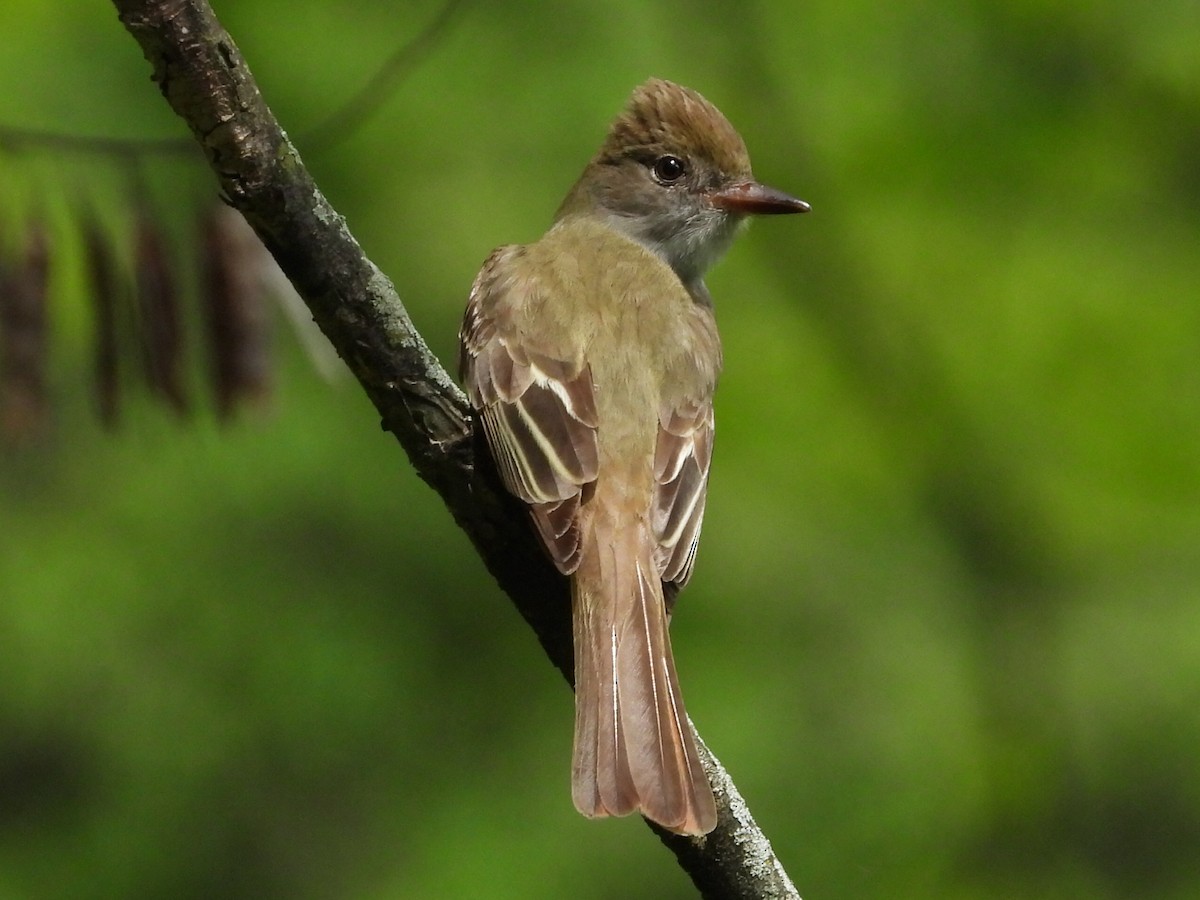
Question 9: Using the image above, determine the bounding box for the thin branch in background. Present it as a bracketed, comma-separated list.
[0, 0, 468, 161]
[297, 0, 469, 152]
[0, 126, 194, 158]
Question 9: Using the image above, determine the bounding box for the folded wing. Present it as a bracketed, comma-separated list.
[652, 395, 714, 590]
[459, 247, 599, 574]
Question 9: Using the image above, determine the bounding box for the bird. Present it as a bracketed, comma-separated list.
[459, 78, 808, 835]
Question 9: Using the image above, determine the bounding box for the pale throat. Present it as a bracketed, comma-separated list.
[600, 206, 747, 297]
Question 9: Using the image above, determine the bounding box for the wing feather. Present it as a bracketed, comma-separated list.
[652, 398, 715, 588]
[460, 247, 599, 574]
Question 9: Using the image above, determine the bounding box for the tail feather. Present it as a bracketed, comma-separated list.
[571, 519, 716, 835]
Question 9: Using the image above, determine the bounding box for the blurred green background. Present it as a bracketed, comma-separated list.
[2, 0, 1199, 897]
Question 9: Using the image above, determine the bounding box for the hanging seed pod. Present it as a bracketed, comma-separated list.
[200, 204, 273, 421]
[0, 220, 51, 445]
[84, 216, 121, 429]
[134, 210, 188, 415]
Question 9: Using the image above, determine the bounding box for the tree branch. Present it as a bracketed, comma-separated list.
[109, 2, 800, 896]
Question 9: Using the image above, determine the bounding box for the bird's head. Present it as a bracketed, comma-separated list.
[557, 79, 808, 286]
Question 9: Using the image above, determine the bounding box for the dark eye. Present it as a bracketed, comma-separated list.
[652, 155, 686, 184]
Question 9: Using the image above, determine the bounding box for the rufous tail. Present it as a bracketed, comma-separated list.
[569, 517, 717, 835]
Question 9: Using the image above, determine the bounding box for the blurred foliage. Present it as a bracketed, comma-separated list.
[1, 0, 1199, 897]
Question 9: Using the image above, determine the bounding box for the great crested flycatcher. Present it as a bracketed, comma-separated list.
[459, 78, 807, 835]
